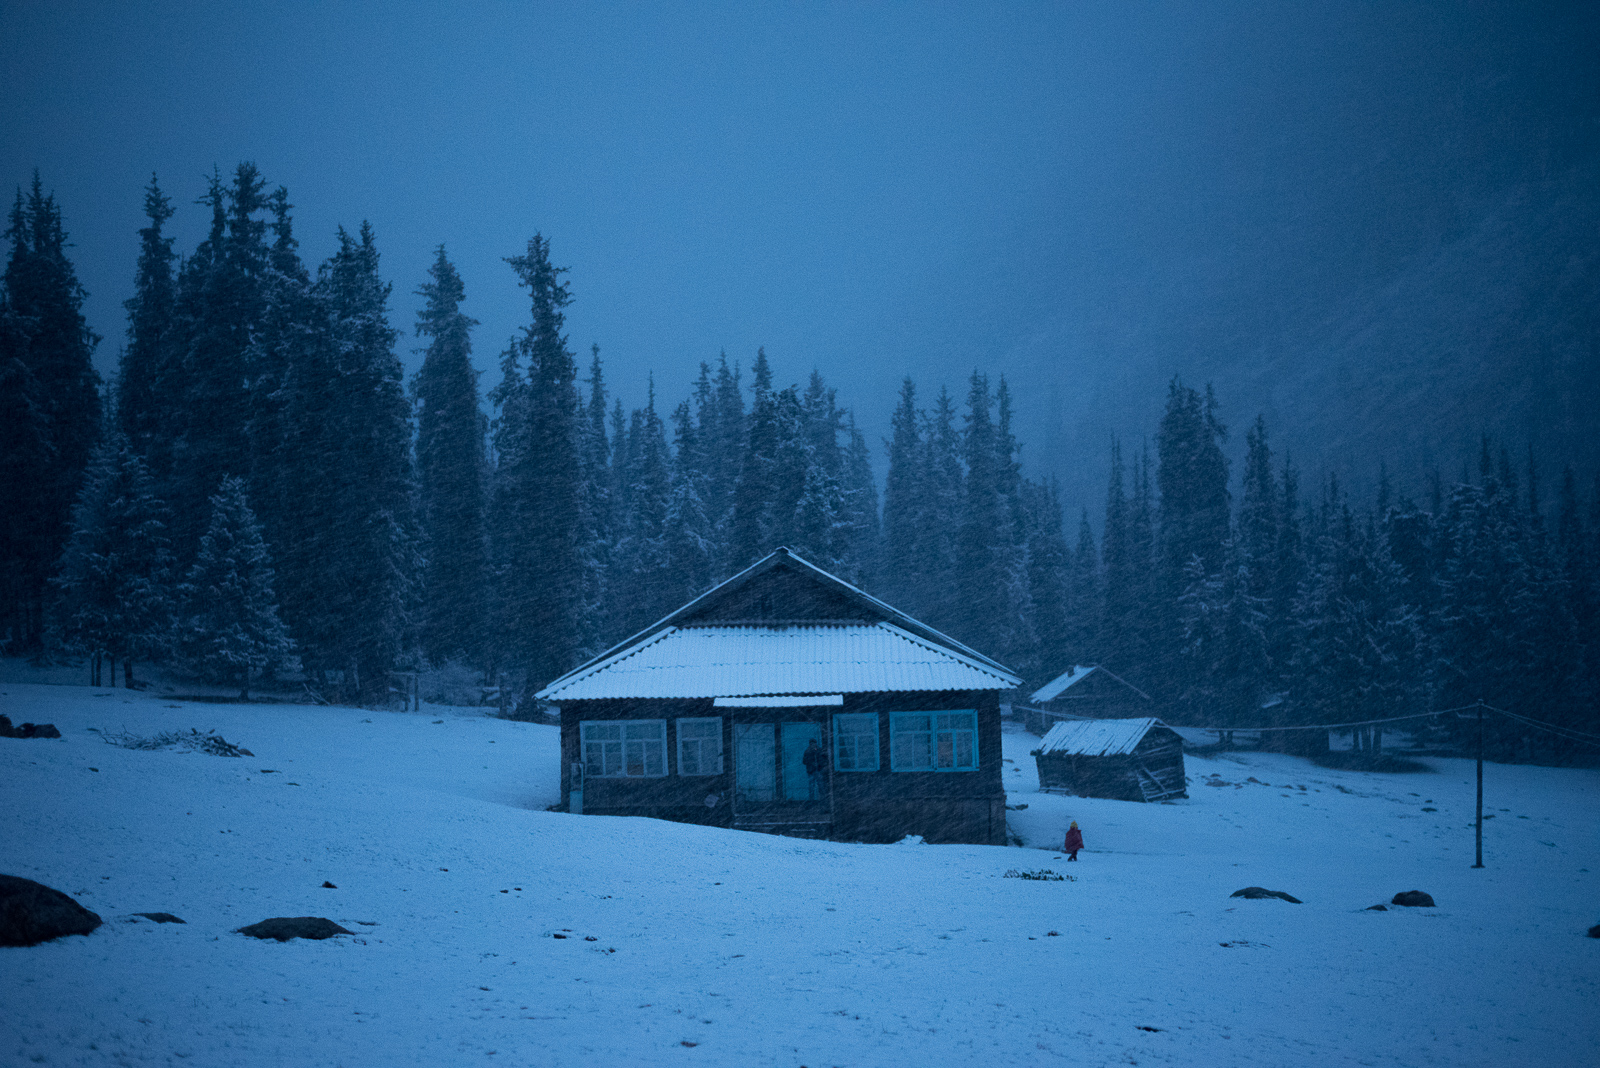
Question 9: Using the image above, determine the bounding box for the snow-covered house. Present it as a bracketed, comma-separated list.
[1022, 664, 1154, 735]
[536, 547, 1022, 845]
[1032, 717, 1188, 802]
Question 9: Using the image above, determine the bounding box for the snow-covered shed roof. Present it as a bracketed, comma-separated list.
[536, 548, 1021, 702]
[1029, 664, 1152, 705]
[1030, 665, 1096, 703]
[540, 623, 1020, 701]
[1037, 717, 1173, 757]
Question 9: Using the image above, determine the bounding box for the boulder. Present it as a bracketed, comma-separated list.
[0, 715, 62, 739]
[1365, 904, 1389, 911]
[236, 916, 353, 941]
[0, 875, 103, 946]
[133, 912, 185, 924]
[1391, 890, 1436, 908]
[1586, 923, 1599, 939]
[1231, 886, 1303, 903]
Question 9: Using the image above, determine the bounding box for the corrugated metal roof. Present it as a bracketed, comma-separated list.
[1030, 665, 1096, 704]
[539, 622, 1022, 701]
[1038, 717, 1168, 756]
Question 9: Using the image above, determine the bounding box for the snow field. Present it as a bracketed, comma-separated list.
[2, 679, 1597, 1067]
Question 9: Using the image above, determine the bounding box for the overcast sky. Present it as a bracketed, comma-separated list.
[5, 1, 1596, 513]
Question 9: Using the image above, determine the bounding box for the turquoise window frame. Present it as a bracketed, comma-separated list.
[889, 710, 978, 772]
[832, 712, 880, 772]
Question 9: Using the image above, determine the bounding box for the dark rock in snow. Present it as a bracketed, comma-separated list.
[1365, 904, 1389, 911]
[1391, 890, 1436, 908]
[1231, 886, 1303, 903]
[321, 881, 337, 889]
[236, 916, 353, 941]
[0, 875, 103, 946]
[0, 715, 62, 739]
[1585, 923, 1599, 938]
[133, 912, 185, 924]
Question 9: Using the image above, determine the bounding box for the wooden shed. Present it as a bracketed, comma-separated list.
[536, 547, 1023, 845]
[1032, 718, 1188, 802]
[1022, 664, 1154, 735]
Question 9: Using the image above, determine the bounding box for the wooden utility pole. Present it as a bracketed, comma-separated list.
[1474, 699, 1485, 869]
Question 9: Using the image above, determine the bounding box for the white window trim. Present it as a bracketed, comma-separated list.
[832, 712, 880, 772]
[889, 710, 979, 772]
[580, 719, 668, 778]
[675, 717, 724, 776]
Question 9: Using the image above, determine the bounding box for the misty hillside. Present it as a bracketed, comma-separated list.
[1227, 158, 1600, 496]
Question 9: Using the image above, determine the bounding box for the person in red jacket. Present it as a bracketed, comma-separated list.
[1063, 820, 1084, 860]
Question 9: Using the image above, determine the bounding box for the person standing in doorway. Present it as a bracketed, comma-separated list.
[802, 737, 826, 799]
[1063, 820, 1084, 860]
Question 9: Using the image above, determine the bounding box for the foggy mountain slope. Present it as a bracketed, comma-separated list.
[1030, 156, 1600, 513]
[1223, 157, 1600, 495]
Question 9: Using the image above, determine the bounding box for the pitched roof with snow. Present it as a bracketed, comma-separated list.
[540, 623, 1020, 701]
[1029, 664, 1152, 705]
[1030, 665, 1096, 703]
[1037, 717, 1171, 757]
[536, 548, 1022, 701]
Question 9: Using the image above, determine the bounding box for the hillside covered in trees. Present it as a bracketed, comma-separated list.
[3, 165, 1596, 760]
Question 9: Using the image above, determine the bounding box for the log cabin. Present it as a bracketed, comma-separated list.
[536, 547, 1022, 844]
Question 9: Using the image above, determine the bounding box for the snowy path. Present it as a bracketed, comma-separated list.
[2, 680, 1597, 1067]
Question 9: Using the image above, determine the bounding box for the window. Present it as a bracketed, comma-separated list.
[890, 711, 977, 771]
[676, 717, 723, 776]
[581, 720, 666, 778]
[832, 713, 880, 771]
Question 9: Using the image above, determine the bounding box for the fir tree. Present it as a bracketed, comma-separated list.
[118, 176, 178, 468]
[729, 348, 778, 569]
[52, 433, 175, 686]
[880, 377, 925, 612]
[499, 234, 585, 691]
[2, 174, 103, 649]
[170, 164, 271, 555]
[413, 246, 488, 667]
[176, 476, 293, 700]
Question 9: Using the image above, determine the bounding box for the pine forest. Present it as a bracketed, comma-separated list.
[4, 165, 1596, 760]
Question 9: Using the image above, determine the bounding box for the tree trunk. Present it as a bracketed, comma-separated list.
[124, 659, 134, 688]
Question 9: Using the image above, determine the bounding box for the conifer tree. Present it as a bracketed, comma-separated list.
[835, 418, 880, 588]
[170, 164, 271, 555]
[730, 348, 778, 569]
[52, 433, 174, 686]
[1021, 478, 1070, 685]
[1066, 507, 1101, 662]
[2, 174, 102, 648]
[118, 176, 178, 468]
[176, 476, 293, 700]
[273, 223, 416, 702]
[880, 377, 925, 611]
[413, 246, 488, 667]
[498, 234, 585, 690]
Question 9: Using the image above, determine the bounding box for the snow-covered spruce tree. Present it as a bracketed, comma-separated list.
[495, 234, 585, 693]
[954, 372, 1008, 650]
[729, 348, 778, 571]
[575, 345, 614, 658]
[879, 377, 926, 615]
[921, 386, 964, 631]
[177, 476, 293, 700]
[0, 289, 54, 650]
[835, 417, 880, 590]
[168, 165, 271, 557]
[2, 174, 103, 650]
[117, 176, 178, 472]
[412, 246, 488, 667]
[1066, 506, 1101, 663]
[52, 433, 175, 687]
[664, 398, 715, 611]
[613, 382, 673, 637]
[1021, 478, 1071, 687]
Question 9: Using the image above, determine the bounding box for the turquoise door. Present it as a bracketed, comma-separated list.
[734, 723, 776, 803]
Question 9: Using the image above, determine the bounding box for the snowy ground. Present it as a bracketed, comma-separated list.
[2, 673, 1597, 1067]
